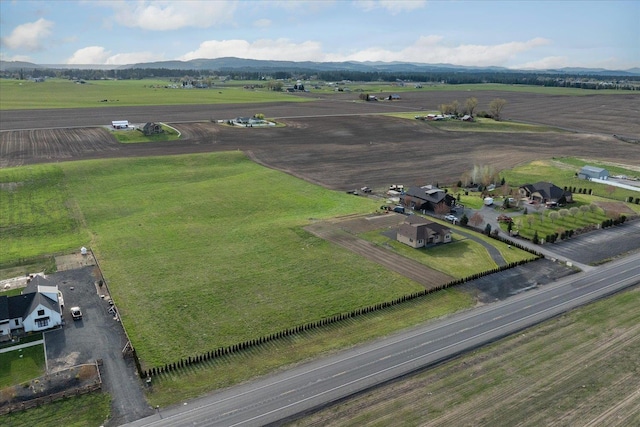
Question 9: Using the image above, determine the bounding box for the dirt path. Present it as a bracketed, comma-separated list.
[305, 214, 453, 289]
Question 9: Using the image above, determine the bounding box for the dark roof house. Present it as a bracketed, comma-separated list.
[401, 185, 456, 212]
[519, 182, 573, 205]
[142, 122, 163, 136]
[0, 275, 62, 341]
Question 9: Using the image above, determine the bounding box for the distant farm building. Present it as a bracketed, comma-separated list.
[111, 120, 129, 129]
[142, 122, 163, 136]
[578, 165, 609, 180]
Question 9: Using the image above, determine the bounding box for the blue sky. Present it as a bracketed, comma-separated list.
[1, 0, 638, 70]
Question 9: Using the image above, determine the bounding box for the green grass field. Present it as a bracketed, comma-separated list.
[1, 79, 631, 110]
[111, 124, 181, 143]
[2, 392, 111, 427]
[2, 152, 426, 368]
[0, 166, 90, 266]
[0, 78, 310, 109]
[0, 344, 46, 389]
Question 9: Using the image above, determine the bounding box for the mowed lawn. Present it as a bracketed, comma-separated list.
[57, 152, 424, 367]
[0, 344, 46, 388]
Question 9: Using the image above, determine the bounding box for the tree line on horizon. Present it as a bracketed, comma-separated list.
[4, 67, 639, 90]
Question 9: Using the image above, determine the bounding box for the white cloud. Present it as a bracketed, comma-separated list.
[1, 18, 53, 51]
[67, 46, 164, 64]
[253, 19, 272, 28]
[513, 56, 570, 70]
[109, 0, 237, 31]
[180, 38, 325, 61]
[0, 53, 33, 62]
[355, 0, 427, 14]
[325, 36, 552, 66]
[177, 35, 551, 66]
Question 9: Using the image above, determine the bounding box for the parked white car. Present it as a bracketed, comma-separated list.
[444, 214, 457, 223]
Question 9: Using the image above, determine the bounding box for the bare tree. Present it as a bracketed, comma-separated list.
[489, 98, 507, 121]
[589, 202, 599, 214]
[434, 202, 450, 216]
[470, 212, 484, 227]
[451, 100, 460, 116]
[526, 215, 535, 228]
[465, 97, 478, 117]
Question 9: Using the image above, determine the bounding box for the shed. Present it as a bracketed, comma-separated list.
[578, 165, 609, 180]
[112, 120, 129, 129]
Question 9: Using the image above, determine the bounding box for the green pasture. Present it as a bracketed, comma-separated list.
[0, 166, 90, 266]
[43, 152, 423, 367]
[2, 392, 111, 427]
[0, 344, 46, 388]
[149, 288, 473, 406]
[0, 78, 309, 110]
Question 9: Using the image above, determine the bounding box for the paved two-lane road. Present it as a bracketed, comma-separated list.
[125, 252, 640, 427]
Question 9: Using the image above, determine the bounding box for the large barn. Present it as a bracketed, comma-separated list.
[578, 165, 609, 180]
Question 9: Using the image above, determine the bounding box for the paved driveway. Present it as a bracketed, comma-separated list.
[44, 267, 153, 425]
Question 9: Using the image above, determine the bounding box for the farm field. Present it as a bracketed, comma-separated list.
[0, 78, 308, 110]
[290, 286, 640, 427]
[29, 152, 429, 367]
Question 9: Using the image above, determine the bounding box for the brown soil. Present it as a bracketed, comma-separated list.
[1, 92, 639, 195]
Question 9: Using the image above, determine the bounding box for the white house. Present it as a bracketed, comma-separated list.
[0, 276, 62, 341]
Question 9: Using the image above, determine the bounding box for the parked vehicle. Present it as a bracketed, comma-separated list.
[444, 214, 457, 222]
[70, 306, 82, 320]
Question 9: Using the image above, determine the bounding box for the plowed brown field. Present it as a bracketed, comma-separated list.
[2, 93, 639, 193]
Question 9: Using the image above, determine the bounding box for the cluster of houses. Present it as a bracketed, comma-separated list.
[0, 276, 63, 342]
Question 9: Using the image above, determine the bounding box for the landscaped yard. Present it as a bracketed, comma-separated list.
[111, 124, 180, 143]
[0, 343, 46, 389]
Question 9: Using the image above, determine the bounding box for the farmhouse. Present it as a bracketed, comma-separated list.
[401, 185, 456, 213]
[578, 165, 609, 180]
[142, 122, 163, 136]
[397, 214, 452, 248]
[0, 276, 63, 342]
[519, 182, 573, 206]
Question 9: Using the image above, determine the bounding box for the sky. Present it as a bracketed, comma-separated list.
[1, 0, 639, 70]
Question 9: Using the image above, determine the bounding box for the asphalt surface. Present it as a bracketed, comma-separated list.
[44, 267, 153, 425]
[123, 252, 640, 427]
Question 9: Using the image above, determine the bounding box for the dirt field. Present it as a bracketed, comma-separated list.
[289, 286, 640, 427]
[2, 92, 639, 192]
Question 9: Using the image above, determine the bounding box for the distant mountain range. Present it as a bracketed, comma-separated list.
[1, 57, 639, 76]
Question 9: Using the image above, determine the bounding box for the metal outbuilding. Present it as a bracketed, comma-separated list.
[578, 165, 609, 180]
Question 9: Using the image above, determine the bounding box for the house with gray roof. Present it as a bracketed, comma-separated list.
[401, 185, 457, 213]
[0, 276, 62, 341]
[397, 214, 452, 248]
[519, 182, 573, 206]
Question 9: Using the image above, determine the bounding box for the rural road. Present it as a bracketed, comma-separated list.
[123, 251, 640, 427]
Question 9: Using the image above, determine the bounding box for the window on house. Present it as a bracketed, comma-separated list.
[35, 318, 49, 328]
[38, 309, 45, 316]
[15, 319, 19, 326]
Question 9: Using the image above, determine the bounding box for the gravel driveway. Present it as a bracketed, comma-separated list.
[44, 267, 153, 425]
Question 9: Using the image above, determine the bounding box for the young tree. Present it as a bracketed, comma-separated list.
[569, 206, 580, 221]
[579, 205, 590, 216]
[558, 208, 570, 220]
[465, 97, 478, 117]
[489, 98, 507, 121]
[451, 100, 460, 116]
[526, 215, 535, 228]
[460, 214, 469, 226]
[484, 223, 492, 235]
[548, 211, 560, 223]
[470, 212, 484, 227]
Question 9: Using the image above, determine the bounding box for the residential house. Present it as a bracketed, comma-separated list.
[0, 276, 63, 342]
[397, 214, 452, 248]
[519, 182, 573, 206]
[578, 165, 609, 180]
[401, 185, 457, 213]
